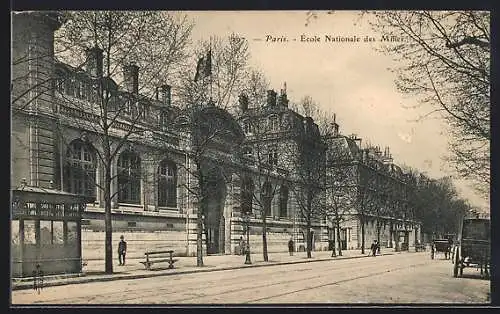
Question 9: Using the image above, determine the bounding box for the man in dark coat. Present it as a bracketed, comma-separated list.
[288, 237, 294, 256]
[370, 240, 378, 257]
[118, 235, 127, 266]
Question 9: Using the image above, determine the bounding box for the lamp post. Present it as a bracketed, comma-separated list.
[328, 215, 336, 257]
[243, 213, 252, 264]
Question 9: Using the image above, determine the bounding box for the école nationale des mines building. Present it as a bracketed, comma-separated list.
[11, 11, 422, 263]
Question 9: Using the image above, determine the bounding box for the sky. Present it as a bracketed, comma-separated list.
[184, 10, 489, 211]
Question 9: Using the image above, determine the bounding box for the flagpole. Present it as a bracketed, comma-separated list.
[209, 36, 213, 104]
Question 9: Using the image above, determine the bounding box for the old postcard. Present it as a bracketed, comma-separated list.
[10, 10, 490, 305]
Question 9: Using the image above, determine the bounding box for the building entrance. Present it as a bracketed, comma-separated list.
[202, 166, 227, 255]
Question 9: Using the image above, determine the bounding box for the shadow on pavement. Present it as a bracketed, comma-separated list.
[458, 273, 490, 281]
[84, 271, 131, 276]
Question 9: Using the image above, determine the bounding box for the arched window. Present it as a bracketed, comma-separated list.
[64, 140, 96, 199]
[241, 177, 254, 215]
[158, 160, 177, 208]
[117, 150, 141, 204]
[279, 185, 289, 217]
[262, 181, 273, 216]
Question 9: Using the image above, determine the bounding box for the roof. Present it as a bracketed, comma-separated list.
[11, 186, 93, 203]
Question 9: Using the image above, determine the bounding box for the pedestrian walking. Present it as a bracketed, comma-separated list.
[239, 236, 246, 255]
[370, 240, 378, 257]
[118, 235, 127, 266]
[288, 237, 294, 256]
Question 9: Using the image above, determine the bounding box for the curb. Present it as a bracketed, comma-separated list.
[11, 252, 400, 291]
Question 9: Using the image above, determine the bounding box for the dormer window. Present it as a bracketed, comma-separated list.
[243, 120, 253, 135]
[269, 115, 279, 132]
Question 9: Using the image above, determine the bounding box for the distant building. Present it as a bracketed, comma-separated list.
[325, 135, 422, 251]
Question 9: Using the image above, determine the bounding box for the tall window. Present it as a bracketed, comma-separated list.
[241, 177, 254, 215]
[268, 149, 278, 166]
[117, 150, 141, 204]
[160, 111, 168, 129]
[243, 120, 253, 135]
[269, 115, 279, 131]
[262, 181, 273, 216]
[279, 185, 289, 217]
[158, 160, 177, 207]
[64, 140, 96, 198]
[55, 72, 65, 94]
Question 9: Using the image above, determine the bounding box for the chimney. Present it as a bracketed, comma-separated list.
[123, 64, 139, 94]
[304, 116, 314, 134]
[239, 93, 249, 111]
[278, 87, 289, 107]
[85, 46, 103, 78]
[156, 84, 171, 106]
[266, 89, 277, 107]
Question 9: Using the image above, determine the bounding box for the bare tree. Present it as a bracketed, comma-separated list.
[236, 69, 296, 262]
[239, 111, 282, 262]
[286, 96, 328, 258]
[159, 34, 251, 266]
[366, 11, 490, 196]
[324, 134, 359, 257]
[355, 154, 379, 254]
[170, 104, 243, 266]
[24, 11, 194, 274]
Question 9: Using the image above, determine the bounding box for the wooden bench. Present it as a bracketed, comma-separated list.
[140, 250, 178, 270]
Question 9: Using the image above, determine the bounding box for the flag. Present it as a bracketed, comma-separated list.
[194, 49, 212, 82]
[194, 56, 205, 82]
[205, 49, 212, 77]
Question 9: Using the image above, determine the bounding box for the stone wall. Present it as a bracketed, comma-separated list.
[81, 230, 188, 260]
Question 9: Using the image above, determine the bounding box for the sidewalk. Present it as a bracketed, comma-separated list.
[11, 248, 417, 291]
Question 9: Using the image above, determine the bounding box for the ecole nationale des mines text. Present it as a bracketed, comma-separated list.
[261, 34, 408, 43]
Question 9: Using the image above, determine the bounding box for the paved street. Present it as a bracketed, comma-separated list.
[12, 252, 489, 305]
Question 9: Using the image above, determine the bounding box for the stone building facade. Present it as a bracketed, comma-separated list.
[11, 11, 420, 262]
[325, 135, 422, 251]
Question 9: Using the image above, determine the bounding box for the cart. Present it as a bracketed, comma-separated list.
[453, 218, 490, 278]
[431, 239, 452, 260]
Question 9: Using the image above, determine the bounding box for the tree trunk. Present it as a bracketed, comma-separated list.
[103, 143, 113, 274]
[360, 216, 365, 254]
[196, 206, 204, 267]
[196, 161, 204, 267]
[262, 210, 269, 262]
[306, 218, 312, 258]
[336, 223, 342, 256]
[376, 218, 381, 244]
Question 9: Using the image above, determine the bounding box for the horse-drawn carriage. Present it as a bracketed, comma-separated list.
[453, 217, 490, 278]
[430, 239, 453, 260]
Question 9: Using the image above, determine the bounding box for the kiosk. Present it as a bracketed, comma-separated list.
[11, 185, 89, 278]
